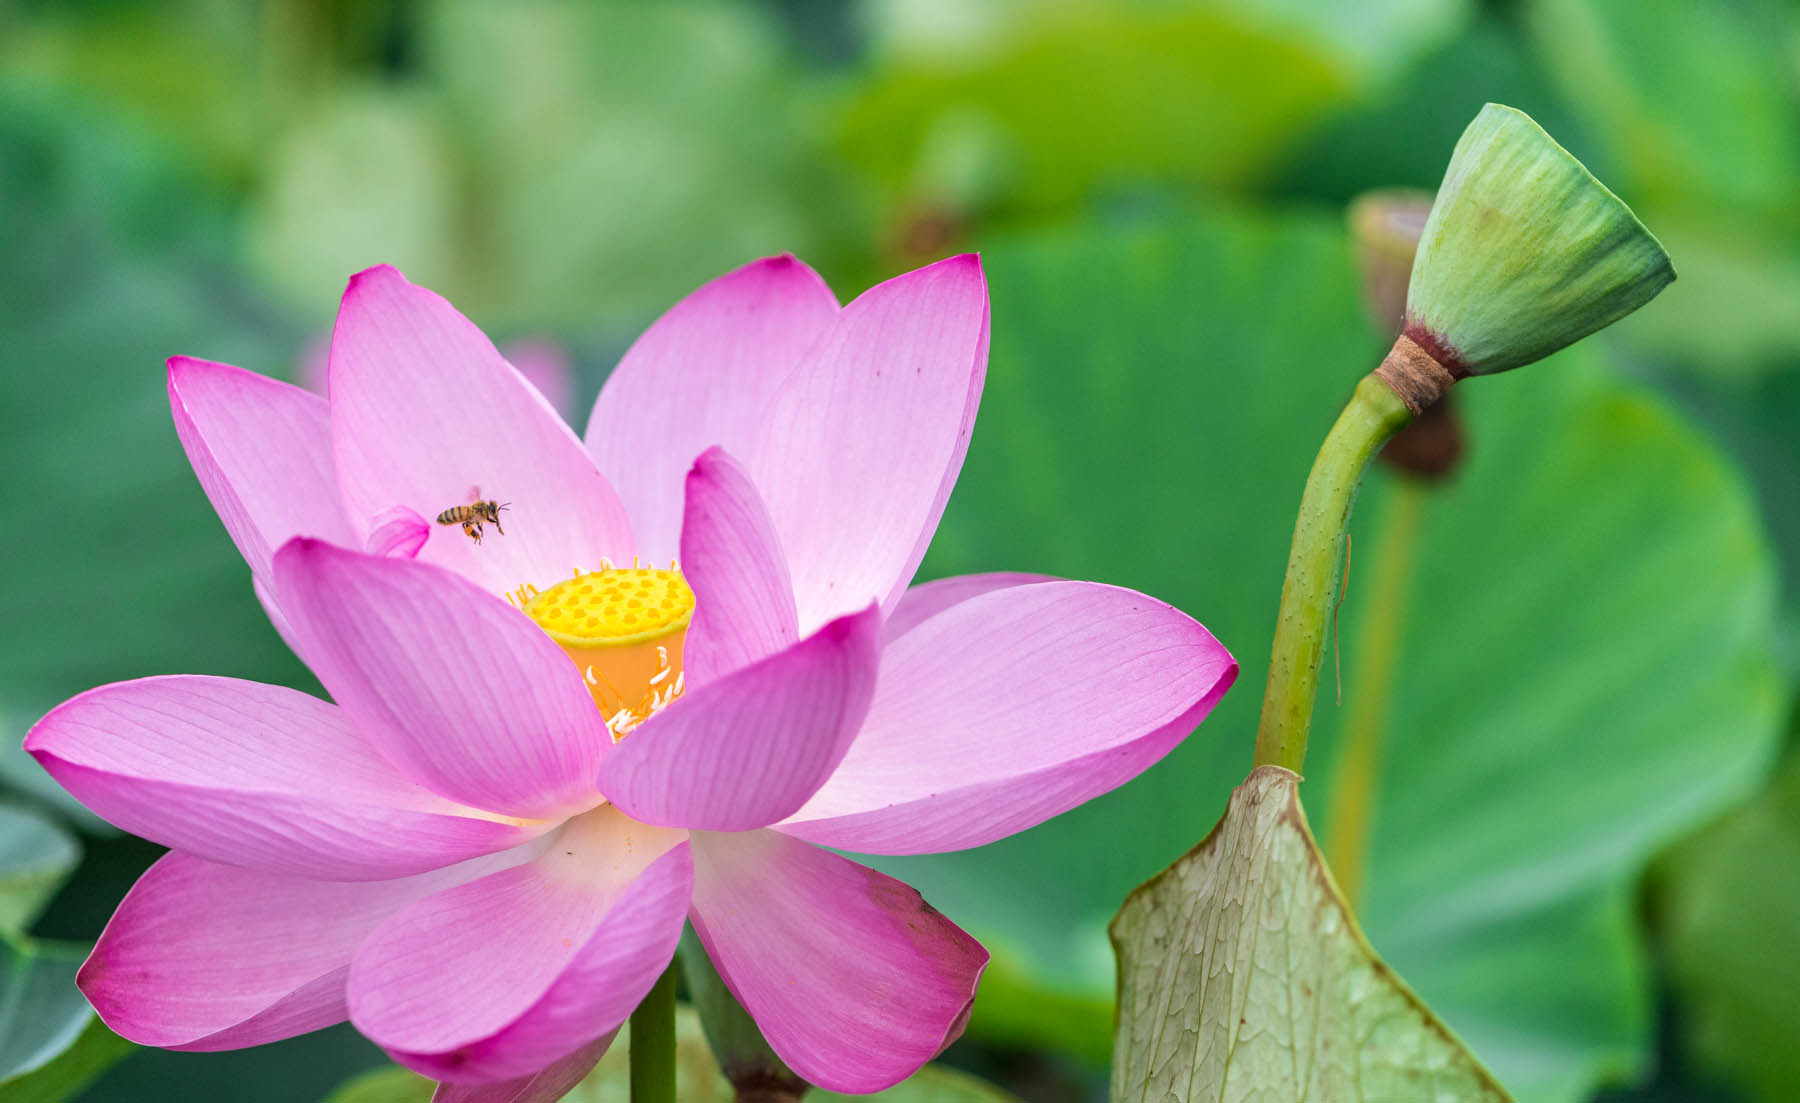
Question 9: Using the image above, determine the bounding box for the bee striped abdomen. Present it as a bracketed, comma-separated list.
[435, 498, 507, 544]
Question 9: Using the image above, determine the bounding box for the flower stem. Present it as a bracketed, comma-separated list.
[1253, 375, 1412, 773]
[629, 962, 679, 1103]
[1322, 476, 1428, 905]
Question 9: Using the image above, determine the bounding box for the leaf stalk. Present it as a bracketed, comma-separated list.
[1253, 373, 1413, 772]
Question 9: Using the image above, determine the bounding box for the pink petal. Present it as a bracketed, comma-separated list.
[679, 447, 798, 684]
[273, 539, 610, 819]
[26, 676, 542, 880]
[883, 571, 1055, 643]
[329, 265, 632, 595]
[430, 1033, 615, 1103]
[782, 581, 1236, 854]
[585, 255, 839, 563]
[349, 806, 690, 1083]
[82, 845, 539, 1051]
[599, 605, 880, 832]
[367, 506, 431, 559]
[688, 829, 986, 1093]
[167, 356, 354, 581]
[747, 255, 989, 634]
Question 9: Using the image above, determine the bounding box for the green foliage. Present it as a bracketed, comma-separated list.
[1112, 766, 1507, 1102]
[0, 691, 126, 1103]
[0, 940, 85, 1086]
[0, 812, 129, 1101]
[0, 996, 133, 1103]
[1525, 0, 1800, 223]
[2, 5, 1798, 1101]
[0, 94, 311, 729]
[249, 1, 854, 332]
[247, 85, 463, 326]
[1526, 0, 1800, 380]
[0, 805, 79, 935]
[840, 4, 1352, 219]
[887, 203, 1780, 1100]
[1658, 747, 1800, 1101]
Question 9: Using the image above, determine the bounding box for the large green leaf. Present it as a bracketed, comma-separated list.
[1657, 364, 1800, 675]
[0, 939, 83, 1082]
[0, 804, 79, 935]
[876, 204, 1780, 1100]
[0, 798, 106, 1100]
[0, 936, 131, 1100]
[1525, 0, 1800, 379]
[0, 90, 311, 730]
[326, 1007, 1015, 1102]
[1526, 0, 1800, 220]
[1657, 748, 1800, 1101]
[1113, 766, 1507, 1102]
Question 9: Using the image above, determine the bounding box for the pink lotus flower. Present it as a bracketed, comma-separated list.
[25, 255, 1235, 1097]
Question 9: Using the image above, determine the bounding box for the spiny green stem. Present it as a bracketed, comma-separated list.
[1322, 477, 1428, 905]
[1253, 376, 1412, 773]
[629, 962, 679, 1103]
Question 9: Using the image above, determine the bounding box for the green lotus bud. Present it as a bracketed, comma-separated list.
[1403, 103, 1675, 377]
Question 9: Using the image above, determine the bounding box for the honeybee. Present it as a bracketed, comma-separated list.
[436, 489, 509, 544]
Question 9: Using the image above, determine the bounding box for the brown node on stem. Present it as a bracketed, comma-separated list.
[1379, 392, 1465, 480]
[1349, 190, 1469, 482]
[1374, 333, 1456, 417]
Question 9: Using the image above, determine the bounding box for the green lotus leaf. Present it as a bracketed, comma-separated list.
[1659, 750, 1800, 1100]
[1113, 765, 1507, 1102]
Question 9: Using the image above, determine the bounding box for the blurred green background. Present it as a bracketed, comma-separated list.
[2, 1, 1798, 1100]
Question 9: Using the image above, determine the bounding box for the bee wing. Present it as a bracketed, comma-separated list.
[466, 484, 483, 503]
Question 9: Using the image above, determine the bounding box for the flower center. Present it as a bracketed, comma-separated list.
[516, 563, 693, 741]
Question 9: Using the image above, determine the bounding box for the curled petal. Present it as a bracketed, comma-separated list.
[27, 676, 542, 880]
[366, 506, 432, 559]
[783, 581, 1236, 854]
[688, 829, 987, 1093]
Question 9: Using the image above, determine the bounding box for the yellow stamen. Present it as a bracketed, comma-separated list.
[523, 565, 693, 741]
